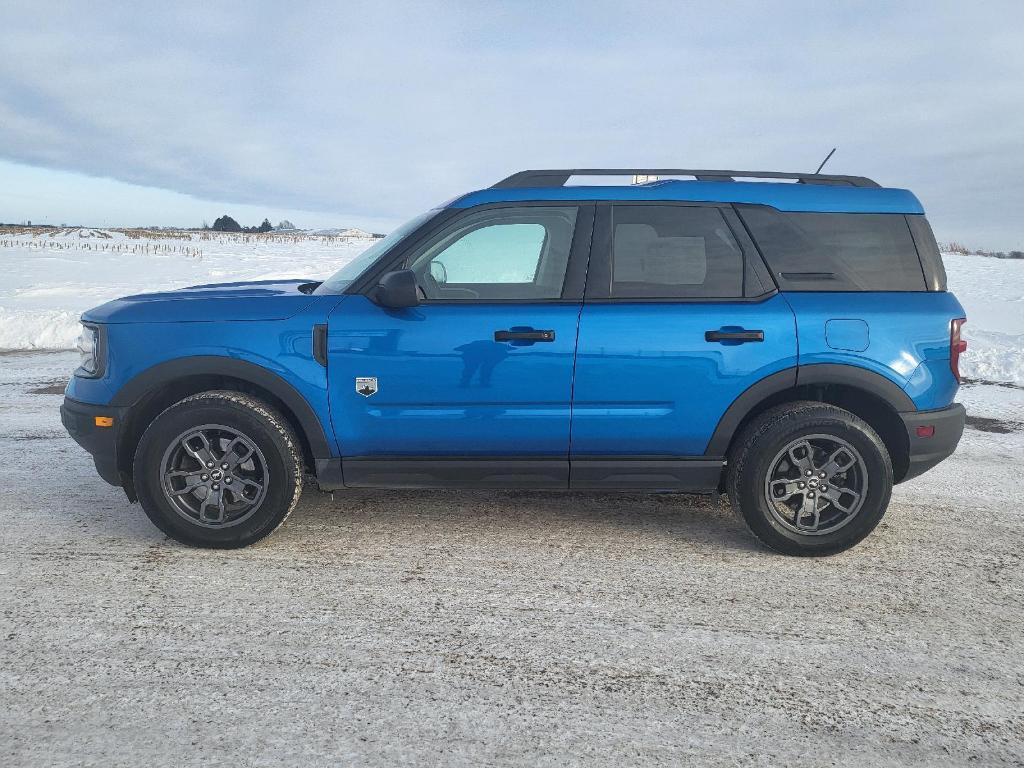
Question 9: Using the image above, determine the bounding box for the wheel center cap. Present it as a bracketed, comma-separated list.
[808, 478, 819, 488]
[210, 469, 223, 481]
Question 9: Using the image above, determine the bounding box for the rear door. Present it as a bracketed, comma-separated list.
[570, 202, 797, 488]
[328, 204, 594, 487]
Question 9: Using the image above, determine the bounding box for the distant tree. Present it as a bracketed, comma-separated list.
[212, 214, 241, 232]
[277, 219, 296, 230]
[258, 218, 273, 233]
[201, 220, 210, 230]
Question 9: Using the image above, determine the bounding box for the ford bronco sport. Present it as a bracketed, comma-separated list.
[61, 168, 966, 555]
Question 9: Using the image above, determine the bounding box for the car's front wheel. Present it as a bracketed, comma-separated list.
[727, 402, 893, 556]
[133, 391, 303, 548]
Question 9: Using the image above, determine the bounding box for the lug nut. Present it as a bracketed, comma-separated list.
[201, 474, 209, 481]
[221, 463, 229, 470]
[224, 477, 232, 484]
[805, 470, 813, 476]
[819, 471, 826, 478]
[797, 482, 805, 489]
[206, 462, 214, 468]
[821, 485, 828, 492]
[212, 483, 219, 490]
[808, 492, 815, 498]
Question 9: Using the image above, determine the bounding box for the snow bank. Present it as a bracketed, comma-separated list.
[0, 307, 81, 350]
[945, 253, 1024, 386]
[956, 329, 1024, 385]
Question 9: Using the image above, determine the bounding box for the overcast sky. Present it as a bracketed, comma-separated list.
[1, 1, 1022, 247]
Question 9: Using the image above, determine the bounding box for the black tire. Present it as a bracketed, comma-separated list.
[133, 391, 303, 548]
[727, 402, 893, 556]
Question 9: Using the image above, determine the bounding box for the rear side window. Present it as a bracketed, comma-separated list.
[737, 206, 927, 292]
[610, 205, 744, 298]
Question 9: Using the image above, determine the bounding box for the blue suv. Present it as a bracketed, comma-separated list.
[61, 168, 966, 555]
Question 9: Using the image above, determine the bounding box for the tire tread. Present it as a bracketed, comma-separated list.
[134, 390, 303, 547]
[726, 401, 892, 556]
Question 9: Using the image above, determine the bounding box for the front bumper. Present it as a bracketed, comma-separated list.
[899, 403, 965, 482]
[61, 397, 128, 489]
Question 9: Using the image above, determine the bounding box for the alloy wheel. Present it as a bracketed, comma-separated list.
[160, 424, 269, 528]
[763, 433, 868, 536]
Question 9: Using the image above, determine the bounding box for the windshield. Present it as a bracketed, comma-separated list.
[314, 209, 438, 294]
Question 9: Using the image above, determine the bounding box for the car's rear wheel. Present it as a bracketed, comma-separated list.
[727, 402, 893, 556]
[134, 391, 303, 548]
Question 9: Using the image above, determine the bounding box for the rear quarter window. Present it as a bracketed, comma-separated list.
[737, 206, 927, 292]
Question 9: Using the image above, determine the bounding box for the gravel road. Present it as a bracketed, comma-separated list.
[2, 352, 1022, 767]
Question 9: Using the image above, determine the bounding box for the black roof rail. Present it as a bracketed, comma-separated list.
[491, 168, 880, 189]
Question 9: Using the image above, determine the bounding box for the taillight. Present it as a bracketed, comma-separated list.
[950, 318, 967, 384]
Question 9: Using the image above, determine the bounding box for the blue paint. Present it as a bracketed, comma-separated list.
[784, 291, 964, 409]
[82, 279, 317, 324]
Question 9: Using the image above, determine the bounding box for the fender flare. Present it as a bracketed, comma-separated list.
[705, 363, 915, 456]
[110, 356, 332, 459]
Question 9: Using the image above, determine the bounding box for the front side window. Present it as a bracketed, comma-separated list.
[407, 206, 577, 300]
[610, 205, 744, 298]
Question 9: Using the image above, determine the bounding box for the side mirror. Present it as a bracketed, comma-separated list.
[374, 269, 420, 308]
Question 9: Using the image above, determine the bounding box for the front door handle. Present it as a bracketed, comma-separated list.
[705, 329, 764, 343]
[494, 329, 556, 342]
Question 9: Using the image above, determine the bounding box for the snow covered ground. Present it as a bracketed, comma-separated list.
[1, 350, 1022, 766]
[1, 228, 1020, 386]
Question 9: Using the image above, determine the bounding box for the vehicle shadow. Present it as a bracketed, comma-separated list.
[293, 486, 764, 555]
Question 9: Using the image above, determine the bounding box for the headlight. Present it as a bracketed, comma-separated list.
[76, 324, 100, 376]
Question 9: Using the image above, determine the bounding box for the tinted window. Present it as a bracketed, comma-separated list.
[610, 205, 744, 298]
[408, 206, 576, 300]
[737, 206, 926, 291]
[906, 214, 947, 291]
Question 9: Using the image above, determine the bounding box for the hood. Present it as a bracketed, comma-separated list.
[82, 279, 322, 324]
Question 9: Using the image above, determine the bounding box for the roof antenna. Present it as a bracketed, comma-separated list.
[814, 147, 837, 174]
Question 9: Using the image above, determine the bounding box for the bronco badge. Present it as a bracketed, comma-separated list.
[355, 377, 378, 397]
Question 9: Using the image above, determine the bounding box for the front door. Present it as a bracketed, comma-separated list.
[327, 204, 594, 488]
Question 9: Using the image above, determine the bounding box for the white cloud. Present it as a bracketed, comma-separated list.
[0, 0, 1022, 246]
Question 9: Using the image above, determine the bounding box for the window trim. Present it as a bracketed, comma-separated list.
[353, 202, 595, 304]
[584, 201, 775, 303]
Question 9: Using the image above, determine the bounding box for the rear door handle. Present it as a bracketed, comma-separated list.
[705, 329, 764, 343]
[494, 329, 556, 342]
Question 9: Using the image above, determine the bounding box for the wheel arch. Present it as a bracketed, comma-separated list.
[708, 364, 914, 483]
[111, 356, 332, 480]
